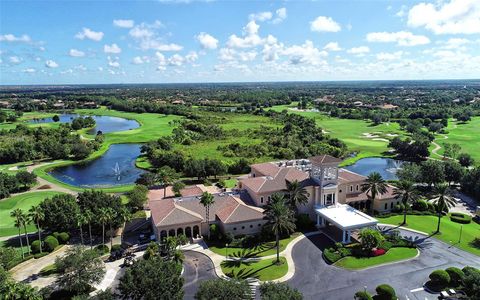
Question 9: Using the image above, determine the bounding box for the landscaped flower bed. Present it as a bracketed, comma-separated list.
[449, 212, 472, 224]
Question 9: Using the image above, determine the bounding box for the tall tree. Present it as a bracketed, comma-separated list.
[106, 208, 116, 249]
[28, 205, 44, 254]
[18, 209, 30, 256]
[76, 213, 87, 245]
[285, 180, 310, 212]
[98, 208, 109, 246]
[156, 166, 179, 197]
[118, 207, 131, 244]
[84, 209, 94, 250]
[264, 193, 296, 264]
[393, 180, 419, 225]
[10, 209, 25, 259]
[361, 172, 388, 215]
[432, 183, 456, 233]
[199, 192, 215, 240]
[195, 279, 249, 300]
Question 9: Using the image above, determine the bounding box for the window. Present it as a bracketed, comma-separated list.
[397, 201, 400, 205]
[233, 227, 237, 231]
[258, 224, 261, 227]
[250, 225, 253, 228]
[390, 202, 394, 209]
[268, 196, 271, 202]
[241, 226, 245, 230]
[339, 189, 342, 193]
[384, 203, 388, 210]
[350, 186, 353, 192]
[260, 197, 264, 204]
[356, 185, 359, 191]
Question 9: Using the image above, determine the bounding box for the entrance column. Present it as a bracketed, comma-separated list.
[347, 230, 351, 243]
[342, 230, 346, 243]
[316, 214, 320, 227]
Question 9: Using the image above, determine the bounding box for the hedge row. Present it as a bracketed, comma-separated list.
[449, 212, 472, 224]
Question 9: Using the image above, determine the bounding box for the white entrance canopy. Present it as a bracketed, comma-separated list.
[315, 204, 378, 243]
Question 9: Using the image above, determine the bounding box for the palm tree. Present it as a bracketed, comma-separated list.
[199, 192, 215, 240]
[28, 205, 44, 253]
[264, 193, 296, 264]
[84, 209, 94, 250]
[432, 183, 456, 233]
[285, 180, 310, 212]
[157, 166, 179, 198]
[106, 208, 116, 249]
[19, 211, 31, 255]
[76, 213, 86, 245]
[361, 172, 388, 215]
[11, 209, 25, 259]
[98, 208, 110, 247]
[118, 207, 132, 244]
[393, 180, 419, 225]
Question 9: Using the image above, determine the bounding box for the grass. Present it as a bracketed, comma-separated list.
[221, 257, 288, 281]
[39, 263, 58, 277]
[334, 247, 418, 270]
[0, 191, 66, 237]
[269, 104, 405, 165]
[207, 232, 301, 258]
[432, 117, 480, 162]
[378, 214, 480, 256]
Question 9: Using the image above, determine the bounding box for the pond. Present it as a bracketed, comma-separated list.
[345, 157, 404, 180]
[49, 144, 145, 188]
[29, 114, 139, 134]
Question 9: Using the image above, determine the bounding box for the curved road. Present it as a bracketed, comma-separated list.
[287, 228, 480, 300]
[183, 250, 217, 300]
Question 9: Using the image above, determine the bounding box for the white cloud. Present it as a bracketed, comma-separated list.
[195, 32, 218, 49]
[9, 56, 22, 64]
[310, 16, 341, 32]
[272, 8, 287, 24]
[69, 49, 85, 57]
[168, 54, 184, 66]
[282, 40, 328, 65]
[107, 56, 120, 68]
[249, 11, 273, 22]
[45, 60, 59, 68]
[219, 48, 257, 62]
[407, 0, 480, 34]
[0, 34, 31, 43]
[128, 21, 182, 51]
[323, 42, 342, 51]
[75, 27, 104, 41]
[366, 31, 430, 46]
[227, 21, 263, 48]
[22, 68, 36, 73]
[396, 5, 407, 18]
[113, 19, 135, 28]
[347, 46, 370, 55]
[185, 51, 199, 63]
[376, 51, 404, 60]
[132, 56, 146, 64]
[104, 43, 122, 54]
[439, 38, 471, 50]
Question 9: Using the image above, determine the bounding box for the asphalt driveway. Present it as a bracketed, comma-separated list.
[183, 250, 217, 300]
[287, 228, 480, 300]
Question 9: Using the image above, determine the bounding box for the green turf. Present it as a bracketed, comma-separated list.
[207, 232, 301, 258]
[269, 105, 405, 165]
[221, 257, 288, 281]
[334, 247, 418, 270]
[432, 117, 480, 163]
[224, 178, 238, 189]
[0, 191, 65, 237]
[378, 215, 480, 256]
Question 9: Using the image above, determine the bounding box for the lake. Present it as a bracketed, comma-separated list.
[345, 157, 404, 180]
[49, 144, 145, 188]
[29, 114, 139, 134]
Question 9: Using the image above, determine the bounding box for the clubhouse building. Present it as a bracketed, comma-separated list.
[148, 155, 398, 243]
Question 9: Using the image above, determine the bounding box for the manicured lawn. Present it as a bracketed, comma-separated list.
[0, 191, 65, 237]
[269, 105, 405, 165]
[208, 232, 302, 258]
[432, 117, 480, 162]
[221, 257, 288, 281]
[334, 247, 418, 270]
[378, 215, 480, 256]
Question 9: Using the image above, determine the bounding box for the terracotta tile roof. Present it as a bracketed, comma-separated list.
[309, 155, 342, 165]
[251, 162, 281, 177]
[338, 169, 367, 184]
[149, 199, 203, 227]
[180, 185, 204, 197]
[241, 167, 309, 194]
[216, 196, 264, 224]
[345, 185, 396, 202]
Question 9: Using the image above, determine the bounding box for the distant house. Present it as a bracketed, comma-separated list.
[82, 101, 98, 108]
[0, 101, 10, 108]
[378, 104, 398, 110]
[149, 155, 398, 243]
[171, 99, 185, 105]
[353, 101, 363, 107]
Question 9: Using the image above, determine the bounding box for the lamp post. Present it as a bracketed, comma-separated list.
[225, 243, 229, 260]
[458, 225, 463, 243]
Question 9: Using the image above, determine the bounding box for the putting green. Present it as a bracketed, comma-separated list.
[0, 191, 66, 237]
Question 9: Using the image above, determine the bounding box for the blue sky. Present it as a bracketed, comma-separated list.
[1, 0, 479, 84]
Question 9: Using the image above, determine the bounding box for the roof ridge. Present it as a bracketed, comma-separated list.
[175, 204, 204, 220]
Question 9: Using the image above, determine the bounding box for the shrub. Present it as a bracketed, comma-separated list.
[445, 267, 464, 286]
[372, 248, 386, 256]
[216, 179, 226, 189]
[334, 242, 344, 250]
[34, 252, 49, 259]
[323, 248, 342, 264]
[378, 240, 393, 251]
[338, 247, 351, 257]
[375, 284, 396, 300]
[95, 244, 109, 255]
[359, 228, 384, 250]
[31, 240, 42, 254]
[413, 199, 428, 211]
[57, 232, 70, 244]
[209, 224, 220, 240]
[429, 270, 450, 288]
[44, 236, 59, 252]
[354, 290, 373, 300]
[449, 212, 472, 224]
[427, 202, 436, 212]
[111, 244, 122, 253]
[296, 213, 314, 231]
